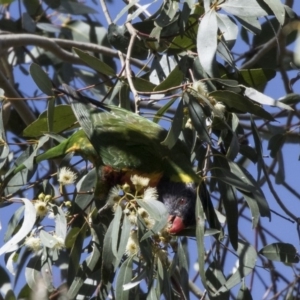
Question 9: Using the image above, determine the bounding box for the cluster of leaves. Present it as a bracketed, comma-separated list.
[0, 0, 300, 299]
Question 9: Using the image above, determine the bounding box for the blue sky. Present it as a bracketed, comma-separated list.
[1, 0, 300, 298]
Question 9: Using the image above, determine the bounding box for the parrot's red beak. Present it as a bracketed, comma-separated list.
[167, 215, 185, 234]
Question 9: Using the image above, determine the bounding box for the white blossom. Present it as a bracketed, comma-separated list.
[192, 80, 208, 96]
[144, 217, 155, 229]
[58, 167, 77, 185]
[213, 102, 226, 119]
[125, 231, 139, 256]
[24, 236, 41, 252]
[143, 187, 158, 201]
[130, 175, 150, 191]
[52, 235, 65, 250]
[137, 208, 149, 218]
[107, 186, 122, 205]
[34, 201, 48, 217]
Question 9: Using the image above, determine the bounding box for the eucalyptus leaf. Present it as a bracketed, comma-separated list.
[25, 255, 42, 290]
[0, 198, 36, 256]
[196, 185, 208, 291]
[259, 243, 299, 263]
[161, 99, 184, 149]
[23, 105, 77, 137]
[73, 48, 115, 76]
[268, 133, 286, 158]
[244, 87, 293, 110]
[237, 283, 253, 300]
[220, 0, 267, 18]
[206, 262, 229, 299]
[30, 63, 53, 96]
[154, 65, 183, 91]
[115, 256, 134, 300]
[197, 9, 218, 77]
[74, 168, 97, 212]
[217, 240, 257, 294]
[185, 93, 211, 144]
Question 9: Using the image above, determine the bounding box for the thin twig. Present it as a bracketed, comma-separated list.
[99, 0, 112, 25]
[125, 23, 140, 112]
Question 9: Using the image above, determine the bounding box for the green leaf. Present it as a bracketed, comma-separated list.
[220, 0, 267, 17]
[132, 77, 157, 92]
[73, 48, 115, 76]
[228, 161, 270, 219]
[177, 240, 189, 298]
[244, 87, 293, 110]
[217, 240, 257, 294]
[0, 198, 36, 256]
[217, 14, 238, 48]
[212, 167, 255, 193]
[154, 65, 183, 91]
[65, 227, 81, 249]
[23, 105, 77, 137]
[200, 181, 222, 236]
[111, 205, 123, 257]
[0, 265, 13, 296]
[4, 205, 25, 243]
[185, 93, 211, 144]
[25, 255, 42, 290]
[161, 99, 184, 149]
[237, 283, 253, 300]
[279, 93, 300, 105]
[0, 107, 9, 171]
[116, 215, 131, 267]
[206, 262, 229, 299]
[41, 259, 54, 292]
[153, 98, 176, 123]
[101, 219, 117, 284]
[115, 256, 134, 300]
[239, 68, 276, 88]
[58, 0, 97, 15]
[155, 0, 178, 27]
[135, 199, 168, 241]
[268, 133, 286, 158]
[17, 284, 31, 299]
[251, 117, 263, 181]
[263, 0, 285, 25]
[36, 22, 60, 33]
[40, 230, 59, 249]
[160, 252, 174, 297]
[74, 168, 97, 212]
[196, 184, 208, 291]
[219, 183, 238, 250]
[197, 9, 218, 77]
[23, 135, 49, 171]
[0, 0, 15, 4]
[67, 222, 87, 288]
[30, 63, 53, 96]
[113, 0, 138, 23]
[137, 215, 153, 268]
[211, 153, 237, 247]
[53, 205, 67, 240]
[259, 243, 299, 263]
[210, 90, 275, 121]
[67, 224, 103, 299]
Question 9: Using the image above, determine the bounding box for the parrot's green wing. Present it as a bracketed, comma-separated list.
[63, 85, 198, 183]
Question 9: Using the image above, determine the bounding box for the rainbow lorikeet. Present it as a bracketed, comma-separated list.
[61, 85, 200, 233]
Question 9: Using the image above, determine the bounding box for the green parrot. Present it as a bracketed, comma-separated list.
[61, 84, 200, 234]
[5, 86, 200, 233]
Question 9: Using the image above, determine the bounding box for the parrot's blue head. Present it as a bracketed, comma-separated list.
[157, 180, 197, 234]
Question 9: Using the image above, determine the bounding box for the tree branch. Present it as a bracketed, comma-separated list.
[0, 33, 147, 70]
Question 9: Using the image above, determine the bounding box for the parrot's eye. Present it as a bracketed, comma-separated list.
[179, 197, 187, 205]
